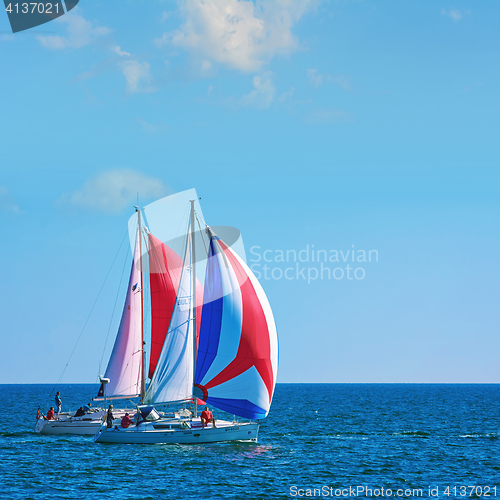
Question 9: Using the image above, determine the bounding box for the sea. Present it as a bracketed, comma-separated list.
[0, 384, 498, 500]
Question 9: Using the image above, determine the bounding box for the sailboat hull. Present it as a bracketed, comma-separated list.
[35, 410, 132, 436]
[35, 412, 105, 435]
[94, 421, 259, 444]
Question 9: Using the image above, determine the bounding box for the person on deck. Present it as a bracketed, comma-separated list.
[45, 407, 55, 420]
[55, 392, 62, 415]
[74, 407, 85, 417]
[200, 406, 216, 428]
[120, 413, 134, 428]
[83, 402, 92, 413]
[106, 405, 114, 428]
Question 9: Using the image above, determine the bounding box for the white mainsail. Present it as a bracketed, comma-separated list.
[144, 230, 194, 404]
[97, 218, 143, 398]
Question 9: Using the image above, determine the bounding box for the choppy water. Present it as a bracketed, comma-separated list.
[0, 384, 498, 499]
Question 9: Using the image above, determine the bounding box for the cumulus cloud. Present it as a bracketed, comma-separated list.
[0, 187, 21, 214]
[121, 61, 155, 94]
[441, 8, 469, 21]
[36, 10, 112, 50]
[36, 9, 155, 95]
[240, 74, 276, 109]
[156, 0, 313, 73]
[61, 170, 167, 213]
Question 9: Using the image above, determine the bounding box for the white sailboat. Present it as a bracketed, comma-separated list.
[94, 197, 278, 444]
[35, 208, 149, 435]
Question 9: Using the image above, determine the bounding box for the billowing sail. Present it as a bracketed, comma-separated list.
[147, 233, 204, 379]
[194, 231, 278, 420]
[97, 225, 143, 399]
[144, 234, 195, 404]
[147, 233, 183, 379]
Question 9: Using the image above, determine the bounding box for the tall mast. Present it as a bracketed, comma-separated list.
[135, 206, 146, 403]
[190, 200, 198, 418]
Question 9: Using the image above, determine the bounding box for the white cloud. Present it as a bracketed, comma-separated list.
[240, 74, 276, 109]
[441, 8, 469, 21]
[156, 0, 313, 73]
[307, 68, 323, 87]
[121, 61, 155, 94]
[278, 86, 295, 102]
[0, 187, 21, 214]
[36, 10, 112, 50]
[61, 170, 167, 213]
[307, 68, 352, 91]
[200, 59, 212, 73]
[161, 10, 175, 22]
[155, 32, 170, 48]
[35, 9, 155, 95]
[113, 45, 130, 57]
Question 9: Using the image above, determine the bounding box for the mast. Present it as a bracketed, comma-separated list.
[190, 200, 197, 418]
[136, 206, 146, 403]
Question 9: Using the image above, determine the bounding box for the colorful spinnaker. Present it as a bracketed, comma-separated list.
[194, 229, 278, 420]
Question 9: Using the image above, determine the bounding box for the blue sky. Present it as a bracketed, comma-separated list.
[0, 0, 498, 384]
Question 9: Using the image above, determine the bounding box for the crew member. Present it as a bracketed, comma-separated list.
[200, 406, 216, 428]
[121, 413, 134, 428]
[55, 391, 62, 415]
[106, 405, 114, 428]
[74, 407, 85, 417]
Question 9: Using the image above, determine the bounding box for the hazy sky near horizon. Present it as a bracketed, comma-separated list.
[0, 0, 499, 385]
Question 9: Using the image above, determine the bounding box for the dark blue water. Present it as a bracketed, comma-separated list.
[0, 384, 498, 499]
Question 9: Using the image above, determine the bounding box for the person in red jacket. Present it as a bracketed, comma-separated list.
[120, 413, 134, 428]
[200, 406, 216, 428]
[45, 407, 55, 420]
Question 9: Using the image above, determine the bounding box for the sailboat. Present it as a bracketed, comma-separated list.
[94, 196, 278, 444]
[35, 207, 150, 435]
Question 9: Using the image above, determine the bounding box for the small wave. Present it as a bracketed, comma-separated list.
[393, 430, 430, 437]
[460, 433, 499, 439]
[0, 431, 38, 438]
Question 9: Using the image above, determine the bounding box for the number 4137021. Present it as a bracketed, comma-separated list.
[5, 3, 60, 14]
[444, 486, 497, 497]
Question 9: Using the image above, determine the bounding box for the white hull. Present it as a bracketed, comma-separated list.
[94, 419, 259, 444]
[35, 410, 132, 436]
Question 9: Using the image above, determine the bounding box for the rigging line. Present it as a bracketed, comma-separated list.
[50, 228, 130, 400]
[169, 203, 190, 250]
[140, 226, 152, 381]
[194, 211, 209, 229]
[98, 234, 131, 375]
[195, 213, 209, 255]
